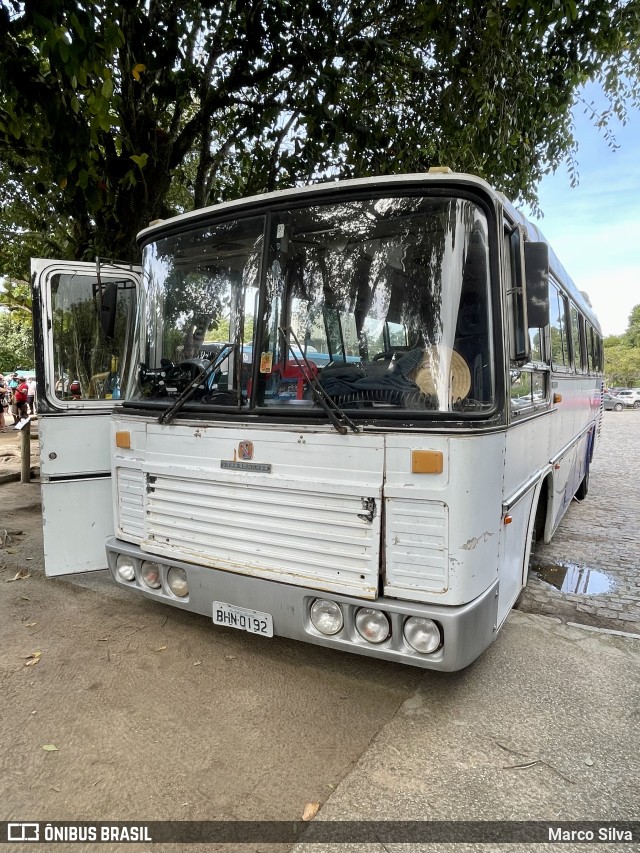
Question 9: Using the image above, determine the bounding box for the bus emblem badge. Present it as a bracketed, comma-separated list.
[239, 440, 254, 461]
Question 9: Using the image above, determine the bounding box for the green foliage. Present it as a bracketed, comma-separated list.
[0, 311, 33, 372]
[604, 304, 640, 386]
[0, 277, 32, 317]
[626, 305, 640, 348]
[0, 0, 639, 280]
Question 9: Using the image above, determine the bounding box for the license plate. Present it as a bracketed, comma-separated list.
[212, 602, 273, 637]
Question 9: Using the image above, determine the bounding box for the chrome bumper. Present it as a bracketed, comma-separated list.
[106, 538, 499, 671]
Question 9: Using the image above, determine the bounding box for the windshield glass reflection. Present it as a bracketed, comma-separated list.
[129, 195, 494, 418]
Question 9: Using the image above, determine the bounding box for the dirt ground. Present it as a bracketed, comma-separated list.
[1, 422, 421, 851]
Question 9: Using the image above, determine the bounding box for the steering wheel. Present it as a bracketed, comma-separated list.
[170, 360, 205, 381]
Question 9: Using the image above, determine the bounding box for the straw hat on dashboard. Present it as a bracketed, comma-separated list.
[412, 346, 471, 400]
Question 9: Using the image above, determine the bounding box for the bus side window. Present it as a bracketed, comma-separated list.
[570, 304, 585, 372]
[549, 281, 571, 370]
[504, 228, 527, 360]
[586, 323, 603, 374]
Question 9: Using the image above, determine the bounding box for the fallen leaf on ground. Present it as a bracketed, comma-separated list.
[25, 651, 42, 667]
[193, 660, 202, 666]
[24, 622, 37, 627]
[42, 744, 59, 752]
[302, 803, 320, 821]
[7, 570, 31, 582]
[155, 645, 167, 651]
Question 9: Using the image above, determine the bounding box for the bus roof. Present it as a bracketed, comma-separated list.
[138, 171, 601, 332]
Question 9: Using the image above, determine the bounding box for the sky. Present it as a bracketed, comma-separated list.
[523, 84, 640, 338]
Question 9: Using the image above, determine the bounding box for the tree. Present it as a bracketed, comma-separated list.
[1, 0, 639, 273]
[626, 305, 640, 349]
[0, 276, 32, 317]
[0, 311, 33, 372]
[604, 303, 640, 386]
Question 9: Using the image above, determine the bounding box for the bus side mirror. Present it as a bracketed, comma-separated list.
[524, 242, 550, 329]
[100, 282, 118, 339]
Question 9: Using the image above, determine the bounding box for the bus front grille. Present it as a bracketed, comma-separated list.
[140, 472, 381, 598]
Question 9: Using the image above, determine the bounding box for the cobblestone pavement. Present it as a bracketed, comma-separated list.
[517, 408, 640, 632]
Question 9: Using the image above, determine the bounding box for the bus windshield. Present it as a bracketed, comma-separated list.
[129, 194, 494, 417]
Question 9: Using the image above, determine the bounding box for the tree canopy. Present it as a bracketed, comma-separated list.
[1, 0, 639, 274]
[604, 305, 640, 386]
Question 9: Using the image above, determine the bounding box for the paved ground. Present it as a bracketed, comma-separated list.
[293, 609, 640, 853]
[517, 409, 640, 631]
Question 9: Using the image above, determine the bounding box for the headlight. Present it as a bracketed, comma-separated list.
[403, 617, 441, 654]
[355, 608, 390, 644]
[310, 599, 343, 635]
[116, 554, 136, 582]
[167, 566, 188, 597]
[141, 561, 162, 589]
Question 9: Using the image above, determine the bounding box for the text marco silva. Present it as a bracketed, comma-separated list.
[549, 827, 633, 842]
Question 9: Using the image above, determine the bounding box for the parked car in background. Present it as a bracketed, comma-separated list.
[603, 394, 625, 412]
[615, 389, 640, 409]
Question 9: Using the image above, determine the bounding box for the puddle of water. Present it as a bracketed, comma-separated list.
[532, 561, 615, 595]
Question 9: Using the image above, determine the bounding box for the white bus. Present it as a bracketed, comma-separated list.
[32, 171, 603, 671]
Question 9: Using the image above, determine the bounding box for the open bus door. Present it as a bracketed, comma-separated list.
[31, 259, 140, 576]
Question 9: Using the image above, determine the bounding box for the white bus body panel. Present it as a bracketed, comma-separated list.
[114, 419, 386, 599]
[112, 416, 509, 608]
[384, 433, 505, 606]
[39, 415, 114, 576]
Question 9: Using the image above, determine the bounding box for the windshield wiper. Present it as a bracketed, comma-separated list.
[278, 327, 360, 435]
[158, 343, 236, 425]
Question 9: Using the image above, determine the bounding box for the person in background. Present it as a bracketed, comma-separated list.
[27, 377, 37, 414]
[0, 374, 8, 431]
[8, 373, 19, 417]
[13, 376, 29, 421]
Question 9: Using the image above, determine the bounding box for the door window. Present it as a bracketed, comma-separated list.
[50, 272, 138, 402]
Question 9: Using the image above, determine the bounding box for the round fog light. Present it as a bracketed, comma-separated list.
[310, 599, 343, 635]
[167, 567, 188, 598]
[141, 561, 162, 589]
[403, 617, 441, 654]
[116, 554, 136, 582]
[355, 608, 390, 644]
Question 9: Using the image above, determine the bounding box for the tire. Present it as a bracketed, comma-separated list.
[575, 469, 590, 500]
[515, 495, 546, 610]
[634, 400, 640, 409]
[614, 402, 623, 412]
